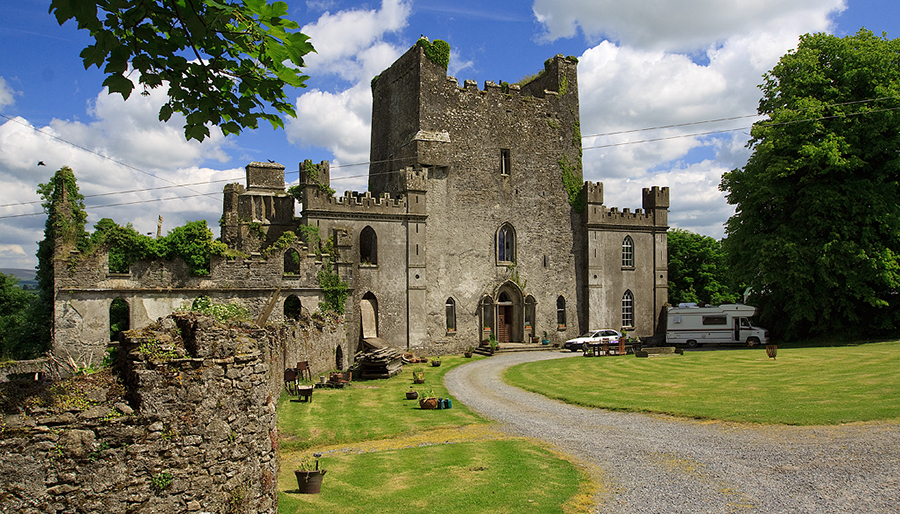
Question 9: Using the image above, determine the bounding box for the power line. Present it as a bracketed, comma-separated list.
[3, 95, 898, 220]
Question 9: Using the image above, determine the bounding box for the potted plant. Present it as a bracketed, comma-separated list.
[412, 366, 425, 384]
[431, 356, 442, 367]
[295, 453, 327, 494]
[541, 331, 550, 345]
[406, 386, 419, 400]
[488, 335, 498, 354]
[418, 388, 439, 409]
[464, 346, 474, 358]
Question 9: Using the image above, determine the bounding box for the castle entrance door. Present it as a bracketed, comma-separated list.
[498, 305, 512, 343]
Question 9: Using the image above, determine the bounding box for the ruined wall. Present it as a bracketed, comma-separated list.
[0, 312, 348, 513]
[52, 240, 332, 370]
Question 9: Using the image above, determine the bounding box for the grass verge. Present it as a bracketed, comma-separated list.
[504, 341, 900, 425]
[277, 356, 592, 513]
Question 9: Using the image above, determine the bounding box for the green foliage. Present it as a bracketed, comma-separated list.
[49, 0, 315, 141]
[416, 37, 451, 69]
[184, 296, 251, 323]
[720, 29, 900, 339]
[297, 225, 321, 254]
[262, 230, 297, 258]
[0, 272, 38, 359]
[667, 229, 740, 306]
[558, 155, 585, 212]
[158, 220, 227, 276]
[317, 256, 348, 315]
[150, 471, 173, 493]
[109, 298, 129, 341]
[138, 338, 180, 362]
[90, 218, 159, 273]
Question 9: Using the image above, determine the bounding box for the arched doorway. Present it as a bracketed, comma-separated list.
[495, 282, 524, 343]
[335, 345, 344, 370]
[284, 294, 302, 321]
[360, 292, 378, 340]
[109, 297, 129, 341]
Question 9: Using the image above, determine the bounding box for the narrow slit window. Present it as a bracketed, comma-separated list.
[500, 149, 511, 176]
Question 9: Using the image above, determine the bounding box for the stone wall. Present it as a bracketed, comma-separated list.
[0, 311, 348, 513]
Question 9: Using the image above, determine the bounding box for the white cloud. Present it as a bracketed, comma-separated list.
[562, 1, 845, 238]
[300, 0, 412, 82]
[287, 82, 372, 190]
[533, 0, 845, 51]
[0, 79, 242, 269]
[0, 77, 17, 109]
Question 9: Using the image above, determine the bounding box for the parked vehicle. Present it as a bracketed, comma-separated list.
[665, 303, 768, 348]
[564, 329, 623, 352]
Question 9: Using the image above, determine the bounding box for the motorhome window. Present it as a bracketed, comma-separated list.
[702, 316, 727, 325]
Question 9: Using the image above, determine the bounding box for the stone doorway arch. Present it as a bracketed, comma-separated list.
[495, 282, 524, 343]
[360, 292, 378, 340]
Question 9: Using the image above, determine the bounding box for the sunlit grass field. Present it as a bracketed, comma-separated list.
[504, 341, 900, 425]
[277, 356, 592, 513]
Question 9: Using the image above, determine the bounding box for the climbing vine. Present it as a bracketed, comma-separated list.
[559, 155, 585, 213]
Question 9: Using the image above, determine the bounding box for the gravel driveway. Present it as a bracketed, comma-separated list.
[445, 351, 900, 513]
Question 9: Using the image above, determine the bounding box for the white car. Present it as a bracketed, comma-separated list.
[564, 329, 623, 351]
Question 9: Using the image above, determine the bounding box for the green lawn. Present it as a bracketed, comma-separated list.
[277, 355, 591, 513]
[504, 341, 900, 425]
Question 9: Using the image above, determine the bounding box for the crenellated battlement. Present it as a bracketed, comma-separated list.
[584, 181, 668, 228]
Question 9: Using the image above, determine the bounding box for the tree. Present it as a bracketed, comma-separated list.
[667, 229, 740, 307]
[720, 29, 900, 339]
[50, 0, 315, 141]
[0, 273, 37, 359]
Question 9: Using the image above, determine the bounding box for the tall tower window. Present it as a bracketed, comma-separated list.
[622, 236, 634, 268]
[556, 296, 566, 329]
[360, 226, 377, 265]
[446, 298, 457, 333]
[622, 290, 634, 329]
[497, 223, 516, 264]
[500, 149, 511, 176]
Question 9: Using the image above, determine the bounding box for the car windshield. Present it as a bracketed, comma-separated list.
[579, 332, 596, 338]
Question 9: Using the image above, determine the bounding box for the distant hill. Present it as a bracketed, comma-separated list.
[0, 268, 38, 290]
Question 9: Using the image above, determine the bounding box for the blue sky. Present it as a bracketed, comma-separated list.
[0, 0, 896, 270]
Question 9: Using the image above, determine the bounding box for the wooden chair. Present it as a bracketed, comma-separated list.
[283, 368, 299, 394]
[297, 361, 311, 381]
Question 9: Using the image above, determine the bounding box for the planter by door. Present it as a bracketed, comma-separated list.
[295, 470, 327, 494]
[419, 397, 439, 410]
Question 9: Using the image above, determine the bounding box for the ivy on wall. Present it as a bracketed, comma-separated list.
[416, 37, 450, 69]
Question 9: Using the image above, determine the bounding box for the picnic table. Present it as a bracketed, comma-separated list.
[584, 339, 631, 356]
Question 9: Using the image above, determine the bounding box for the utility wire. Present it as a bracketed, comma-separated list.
[3, 95, 898, 220]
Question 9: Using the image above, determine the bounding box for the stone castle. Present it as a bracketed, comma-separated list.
[50, 41, 668, 368]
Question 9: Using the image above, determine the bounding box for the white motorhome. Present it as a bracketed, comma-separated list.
[666, 304, 768, 348]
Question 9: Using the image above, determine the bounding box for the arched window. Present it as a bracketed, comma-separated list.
[445, 298, 457, 333]
[480, 296, 494, 336]
[497, 224, 516, 263]
[524, 295, 536, 339]
[109, 297, 129, 341]
[360, 226, 377, 265]
[284, 294, 302, 321]
[556, 296, 566, 329]
[622, 236, 634, 268]
[622, 290, 634, 329]
[284, 248, 301, 275]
